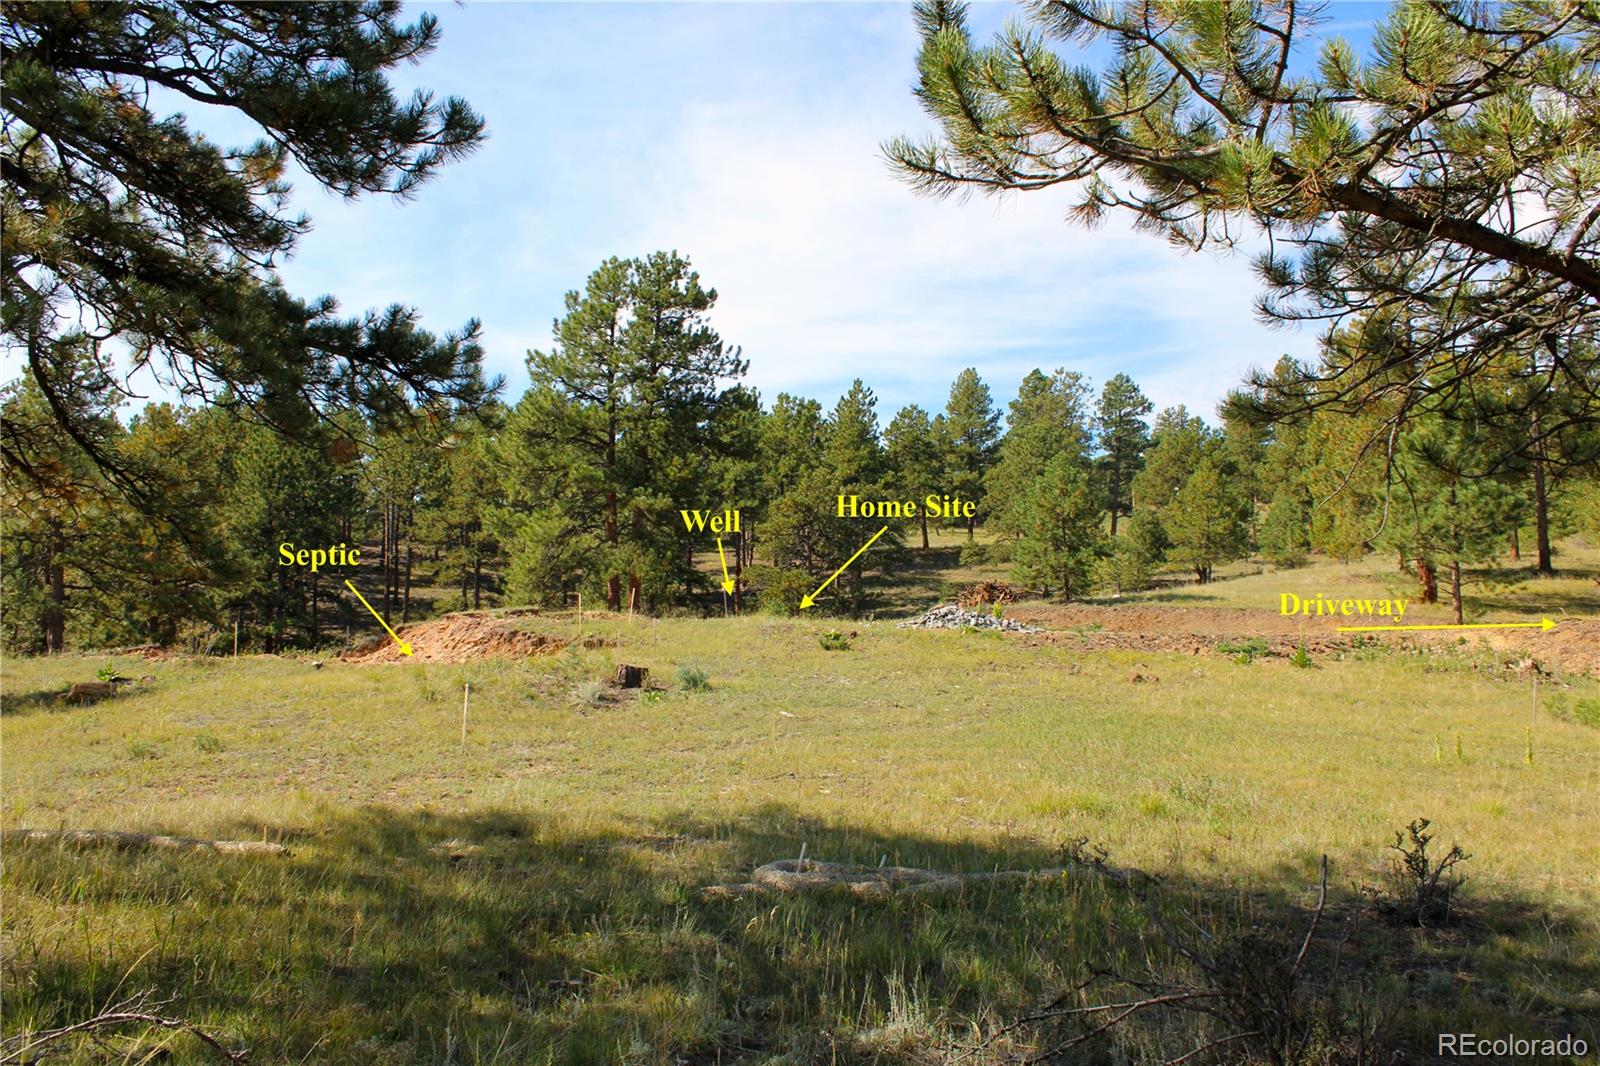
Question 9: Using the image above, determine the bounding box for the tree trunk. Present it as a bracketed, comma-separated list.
[920, 507, 929, 550]
[1415, 559, 1438, 604]
[473, 554, 483, 609]
[1397, 549, 1407, 573]
[401, 540, 413, 623]
[605, 488, 621, 610]
[381, 504, 392, 621]
[45, 523, 66, 654]
[1449, 561, 1464, 625]
[1509, 528, 1520, 561]
[1531, 440, 1554, 575]
[733, 531, 743, 613]
[310, 572, 319, 644]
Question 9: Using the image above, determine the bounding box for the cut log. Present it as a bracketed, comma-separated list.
[65, 681, 116, 704]
[613, 664, 648, 689]
[4, 829, 288, 856]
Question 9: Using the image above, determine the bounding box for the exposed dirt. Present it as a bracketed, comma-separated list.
[1007, 603, 1600, 677]
[340, 609, 613, 664]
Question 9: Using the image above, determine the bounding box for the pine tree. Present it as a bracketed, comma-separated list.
[824, 380, 885, 489]
[890, 1, 1600, 448]
[1165, 455, 1250, 584]
[941, 368, 1000, 538]
[885, 405, 941, 549]
[1011, 454, 1103, 600]
[1095, 374, 1152, 536]
[2, 2, 495, 515]
[1390, 417, 1524, 624]
[224, 423, 344, 651]
[1131, 407, 1214, 515]
[987, 369, 1093, 536]
[500, 253, 747, 610]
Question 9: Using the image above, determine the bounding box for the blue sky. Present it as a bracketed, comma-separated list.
[157, 2, 1383, 425]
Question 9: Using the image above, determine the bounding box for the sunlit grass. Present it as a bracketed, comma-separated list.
[3, 610, 1597, 1061]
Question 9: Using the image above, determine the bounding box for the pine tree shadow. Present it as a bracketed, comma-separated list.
[4, 804, 1595, 1064]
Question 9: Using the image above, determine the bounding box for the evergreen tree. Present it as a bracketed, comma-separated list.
[1165, 455, 1250, 584]
[885, 405, 941, 550]
[1131, 406, 1214, 515]
[1094, 374, 1152, 535]
[1390, 416, 1524, 624]
[987, 369, 1093, 536]
[2, 2, 495, 515]
[940, 368, 1000, 538]
[824, 380, 885, 489]
[1258, 488, 1310, 569]
[1011, 454, 1103, 600]
[499, 252, 747, 610]
[224, 423, 345, 650]
[890, 1, 1600, 446]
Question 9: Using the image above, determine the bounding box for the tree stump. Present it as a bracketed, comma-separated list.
[613, 664, 648, 689]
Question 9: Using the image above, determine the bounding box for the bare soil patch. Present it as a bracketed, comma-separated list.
[1008, 603, 1600, 676]
[340, 609, 613, 664]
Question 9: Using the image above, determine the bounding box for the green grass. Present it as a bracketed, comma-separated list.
[3, 615, 1598, 1062]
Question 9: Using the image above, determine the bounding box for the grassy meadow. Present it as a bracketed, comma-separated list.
[3, 604, 1598, 1062]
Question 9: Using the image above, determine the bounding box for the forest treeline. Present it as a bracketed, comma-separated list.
[5, 2, 1600, 654]
[5, 248, 1598, 653]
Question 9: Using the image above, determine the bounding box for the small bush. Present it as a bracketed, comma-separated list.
[1289, 644, 1314, 669]
[1380, 818, 1470, 927]
[676, 663, 710, 690]
[95, 665, 119, 682]
[576, 680, 608, 706]
[125, 739, 161, 760]
[818, 630, 852, 652]
[194, 731, 224, 754]
[1216, 637, 1270, 664]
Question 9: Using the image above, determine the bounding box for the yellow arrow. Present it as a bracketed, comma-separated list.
[800, 525, 889, 610]
[344, 579, 413, 655]
[1337, 617, 1555, 633]
[715, 537, 735, 595]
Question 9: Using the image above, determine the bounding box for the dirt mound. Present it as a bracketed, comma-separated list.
[341, 610, 612, 664]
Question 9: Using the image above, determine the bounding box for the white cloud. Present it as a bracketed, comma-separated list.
[623, 95, 1319, 420]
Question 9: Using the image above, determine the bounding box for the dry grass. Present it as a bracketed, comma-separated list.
[3, 606, 1598, 1062]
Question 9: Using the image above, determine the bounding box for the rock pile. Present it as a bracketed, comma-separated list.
[897, 604, 1039, 633]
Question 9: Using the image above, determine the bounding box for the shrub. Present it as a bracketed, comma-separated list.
[745, 566, 814, 616]
[1216, 637, 1270, 664]
[576, 680, 608, 706]
[194, 731, 224, 754]
[818, 630, 852, 652]
[676, 663, 710, 690]
[125, 739, 161, 760]
[1380, 818, 1470, 927]
[1289, 644, 1313, 669]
